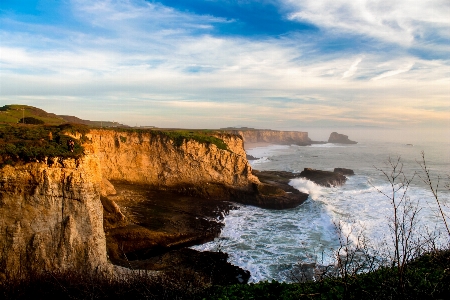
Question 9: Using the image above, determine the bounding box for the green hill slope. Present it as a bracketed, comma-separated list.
[0, 105, 65, 125]
[0, 104, 127, 127]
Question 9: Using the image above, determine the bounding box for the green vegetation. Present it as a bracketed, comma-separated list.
[104, 127, 229, 150]
[18, 117, 45, 124]
[0, 104, 66, 125]
[0, 250, 448, 299]
[0, 123, 90, 167]
[203, 250, 450, 299]
[159, 130, 228, 150]
[0, 104, 127, 127]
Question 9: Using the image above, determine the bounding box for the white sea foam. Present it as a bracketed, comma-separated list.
[289, 178, 324, 200]
[192, 140, 450, 282]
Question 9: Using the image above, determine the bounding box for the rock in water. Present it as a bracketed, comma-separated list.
[334, 168, 355, 176]
[300, 168, 347, 187]
[328, 132, 357, 144]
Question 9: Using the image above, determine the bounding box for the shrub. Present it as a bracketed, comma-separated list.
[0, 124, 89, 167]
[18, 117, 44, 124]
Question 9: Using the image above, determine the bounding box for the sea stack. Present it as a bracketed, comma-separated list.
[328, 132, 357, 144]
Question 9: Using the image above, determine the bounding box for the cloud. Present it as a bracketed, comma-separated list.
[342, 56, 363, 79]
[285, 0, 450, 49]
[372, 62, 415, 80]
[0, 0, 449, 130]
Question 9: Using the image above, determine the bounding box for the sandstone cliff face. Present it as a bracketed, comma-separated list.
[88, 130, 258, 189]
[229, 130, 311, 146]
[0, 129, 273, 277]
[0, 155, 108, 275]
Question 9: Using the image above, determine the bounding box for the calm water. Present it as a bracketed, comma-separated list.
[192, 138, 450, 282]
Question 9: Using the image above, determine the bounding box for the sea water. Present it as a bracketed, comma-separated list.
[192, 136, 450, 282]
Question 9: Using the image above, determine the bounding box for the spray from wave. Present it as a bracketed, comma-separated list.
[289, 178, 324, 200]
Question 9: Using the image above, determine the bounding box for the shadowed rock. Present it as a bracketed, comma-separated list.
[129, 248, 250, 285]
[251, 170, 309, 209]
[300, 168, 347, 187]
[334, 168, 355, 176]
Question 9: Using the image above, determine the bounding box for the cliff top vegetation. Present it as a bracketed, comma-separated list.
[0, 123, 232, 168]
[0, 123, 89, 167]
[103, 127, 230, 150]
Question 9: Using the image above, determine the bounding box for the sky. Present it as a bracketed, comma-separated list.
[0, 0, 449, 134]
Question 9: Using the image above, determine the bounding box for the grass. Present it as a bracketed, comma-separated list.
[0, 104, 66, 125]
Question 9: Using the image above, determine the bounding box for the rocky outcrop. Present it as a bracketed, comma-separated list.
[0, 155, 109, 276]
[300, 168, 347, 187]
[252, 171, 309, 208]
[328, 132, 357, 144]
[131, 248, 250, 285]
[228, 130, 311, 146]
[334, 168, 355, 176]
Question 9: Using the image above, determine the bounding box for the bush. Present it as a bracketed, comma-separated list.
[0, 123, 89, 167]
[18, 117, 45, 124]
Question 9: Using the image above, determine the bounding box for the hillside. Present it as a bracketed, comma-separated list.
[0, 104, 127, 127]
[0, 104, 65, 125]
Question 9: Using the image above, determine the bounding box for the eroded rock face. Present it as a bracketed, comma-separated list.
[228, 130, 311, 146]
[0, 129, 305, 279]
[88, 130, 259, 192]
[328, 132, 357, 144]
[0, 155, 109, 275]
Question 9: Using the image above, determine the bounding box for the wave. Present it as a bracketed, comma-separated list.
[289, 178, 324, 200]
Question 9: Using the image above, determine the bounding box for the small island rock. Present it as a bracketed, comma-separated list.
[328, 132, 357, 144]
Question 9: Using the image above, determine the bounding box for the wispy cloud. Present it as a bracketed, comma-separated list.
[342, 57, 364, 79]
[372, 62, 415, 80]
[286, 0, 450, 49]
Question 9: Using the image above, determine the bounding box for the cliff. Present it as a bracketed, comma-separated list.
[87, 130, 258, 193]
[0, 154, 109, 276]
[0, 128, 308, 278]
[227, 130, 311, 146]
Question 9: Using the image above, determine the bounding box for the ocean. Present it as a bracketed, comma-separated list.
[192, 131, 450, 282]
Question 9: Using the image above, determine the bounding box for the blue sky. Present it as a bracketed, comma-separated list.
[1, 0, 449, 132]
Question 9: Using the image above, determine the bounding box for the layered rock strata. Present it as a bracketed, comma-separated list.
[88, 130, 258, 192]
[0, 154, 109, 275]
